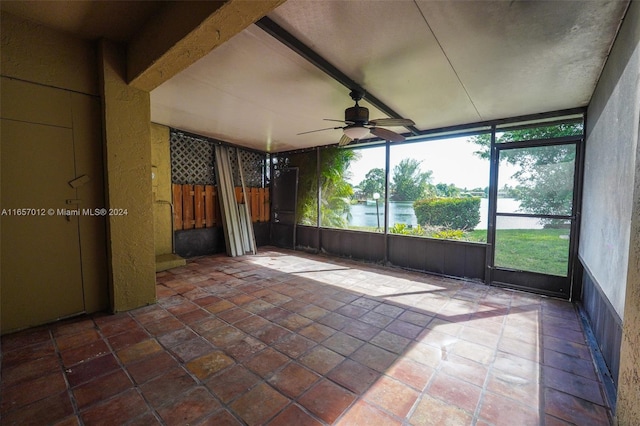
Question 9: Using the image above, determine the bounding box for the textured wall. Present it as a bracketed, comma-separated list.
[582, 1, 640, 422]
[616, 4, 640, 420]
[151, 123, 173, 256]
[99, 40, 156, 312]
[582, 2, 639, 319]
[0, 11, 97, 96]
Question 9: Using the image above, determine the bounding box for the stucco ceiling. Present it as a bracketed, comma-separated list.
[2, 0, 629, 153]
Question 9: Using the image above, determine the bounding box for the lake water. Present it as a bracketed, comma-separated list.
[349, 198, 543, 230]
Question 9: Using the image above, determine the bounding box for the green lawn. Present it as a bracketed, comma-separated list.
[470, 228, 570, 276]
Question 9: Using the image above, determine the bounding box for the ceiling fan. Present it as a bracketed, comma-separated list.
[298, 90, 415, 146]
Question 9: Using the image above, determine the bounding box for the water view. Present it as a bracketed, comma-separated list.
[348, 198, 543, 230]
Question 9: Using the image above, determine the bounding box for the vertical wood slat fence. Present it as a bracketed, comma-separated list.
[173, 184, 269, 231]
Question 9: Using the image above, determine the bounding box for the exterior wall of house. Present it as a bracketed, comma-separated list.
[151, 123, 174, 256]
[582, 1, 640, 420]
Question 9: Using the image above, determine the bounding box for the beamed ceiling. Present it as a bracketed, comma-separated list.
[1, 0, 630, 152]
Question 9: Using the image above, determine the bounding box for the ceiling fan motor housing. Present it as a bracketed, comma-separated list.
[345, 105, 369, 124]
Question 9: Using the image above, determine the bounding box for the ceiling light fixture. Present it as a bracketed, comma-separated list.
[343, 125, 370, 140]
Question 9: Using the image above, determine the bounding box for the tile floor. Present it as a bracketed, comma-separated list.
[1, 248, 612, 425]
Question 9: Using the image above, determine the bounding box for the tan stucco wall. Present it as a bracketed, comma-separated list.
[0, 11, 98, 96]
[151, 123, 173, 256]
[99, 39, 156, 312]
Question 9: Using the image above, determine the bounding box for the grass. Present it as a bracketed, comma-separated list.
[344, 225, 570, 277]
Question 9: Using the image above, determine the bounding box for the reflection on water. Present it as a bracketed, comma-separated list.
[348, 198, 543, 230]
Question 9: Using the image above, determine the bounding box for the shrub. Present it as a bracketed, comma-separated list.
[389, 223, 427, 236]
[432, 229, 465, 240]
[413, 197, 481, 230]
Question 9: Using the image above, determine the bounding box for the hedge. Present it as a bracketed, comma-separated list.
[413, 197, 481, 230]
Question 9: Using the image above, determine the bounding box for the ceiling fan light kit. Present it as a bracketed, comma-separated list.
[343, 125, 370, 140]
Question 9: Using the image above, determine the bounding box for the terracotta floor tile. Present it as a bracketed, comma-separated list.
[126, 352, 179, 384]
[439, 354, 489, 387]
[144, 317, 185, 337]
[317, 312, 351, 330]
[260, 307, 292, 322]
[55, 329, 101, 351]
[234, 315, 270, 334]
[80, 389, 148, 426]
[266, 404, 323, 426]
[217, 307, 253, 324]
[205, 365, 261, 403]
[498, 336, 540, 362]
[0, 250, 614, 426]
[1, 327, 51, 353]
[351, 343, 397, 373]
[427, 372, 482, 413]
[336, 304, 368, 319]
[386, 357, 435, 391]
[322, 332, 364, 356]
[192, 318, 226, 334]
[544, 348, 597, 380]
[299, 345, 345, 375]
[196, 409, 243, 426]
[268, 362, 320, 398]
[342, 320, 381, 341]
[404, 342, 442, 368]
[386, 319, 423, 339]
[73, 369, 132, 409]
[170, 337, 215, 362]
[245, 348, 290, 378]
[370, 330, 411, 354]
[298, 379, 356, 424]
[243, 299, 276, 314]
[186, 351, 235, 380]
[1, 391, 74, 426]
[1, 370, 67, 413]
[543, 335, 592, 360]
[492, 351, 540, 381]
[202, 325, 246, 348]
[53, 318, 96, 337]
[336, 399, 402, 426]
[139, 367, 197, 407]
[360, 311, 395, 328]
[543, 365, 604, 405]
[229, 382, 289, 426]
[544, 388, 611, 426]
[107, 328, 149, 351]
[486, 369, 539, 407]
[225, 336, 267, 361]
[156, 386, 221, 426]
[274, 333, 316, 358]
[409, 394, 473, 426]
[298, 323, 336, 342]
[116, 339, 163, 365]
[373, 303, 405, 318]
[327, 359, 379, 395]
[364, 375, 420, 418]
[1, 354, 60, 388]
[157, 328, 198, 348]
[298, 305, 330, 320]
[277, 313, 314, 331]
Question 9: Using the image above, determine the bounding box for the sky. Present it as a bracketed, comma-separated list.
[346, 136, 507, 190]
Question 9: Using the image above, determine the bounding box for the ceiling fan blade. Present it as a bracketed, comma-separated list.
[370, 127, 405, 142]
[338, 134, 352, 146]
[297, 126, 342, 135]
[324, 118, 355, 124]
[369, 118, 415, 127]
